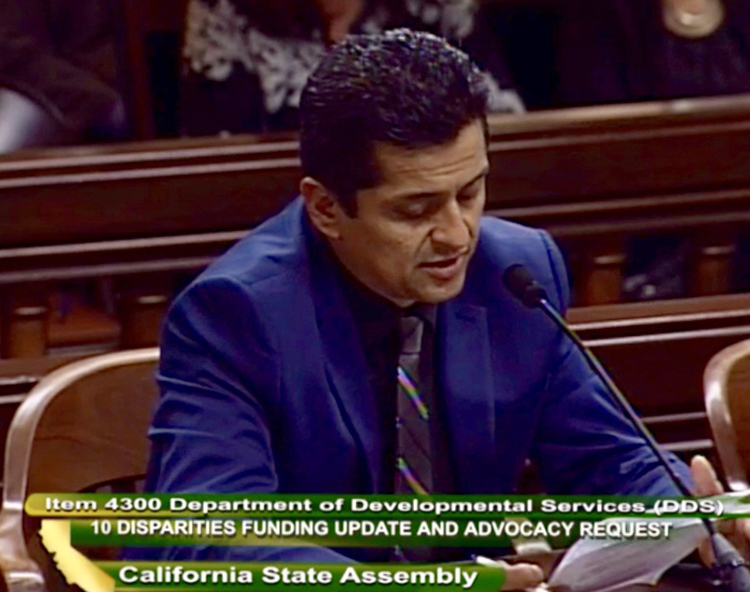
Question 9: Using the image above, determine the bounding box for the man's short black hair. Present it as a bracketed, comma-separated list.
[299, 28, 489, 214]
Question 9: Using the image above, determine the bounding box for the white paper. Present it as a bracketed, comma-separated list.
[548, 516, 705, 592]
[547, 490, 750, 592]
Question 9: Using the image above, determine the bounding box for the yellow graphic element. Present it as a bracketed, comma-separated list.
[39, 520, 114, 592]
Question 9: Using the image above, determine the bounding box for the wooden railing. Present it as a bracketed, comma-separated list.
[570, 292, 750, 459]
[1, 95, 749, 357]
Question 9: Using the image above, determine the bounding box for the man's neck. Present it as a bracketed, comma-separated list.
[322, 231, 416, 309]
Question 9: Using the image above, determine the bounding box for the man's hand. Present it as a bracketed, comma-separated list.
[692, 455, 750, 563]
[495, 561, 544, 590]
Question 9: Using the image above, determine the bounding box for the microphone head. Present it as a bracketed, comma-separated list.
[503, 264, 548, 308]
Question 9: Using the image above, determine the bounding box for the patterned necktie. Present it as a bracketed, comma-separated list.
[395, 314, 433, 495]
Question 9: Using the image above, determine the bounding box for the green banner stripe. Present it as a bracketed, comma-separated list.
[27, 493, 740, 519]
[72, 517, 685, 548]
[96, 561, 506, 592]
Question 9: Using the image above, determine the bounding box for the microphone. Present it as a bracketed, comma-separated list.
[503, 263, 750, 592]
[502, 265, 548, 309]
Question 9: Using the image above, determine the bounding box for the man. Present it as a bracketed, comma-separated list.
[145, 29, 741, 587]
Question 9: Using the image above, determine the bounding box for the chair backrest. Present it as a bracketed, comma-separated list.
[704, 338, 750, 491]
[0, 348, 160, 592]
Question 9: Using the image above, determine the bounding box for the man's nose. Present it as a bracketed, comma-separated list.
[431, 200, 471, 251]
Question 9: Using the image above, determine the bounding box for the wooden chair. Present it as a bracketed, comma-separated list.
[0, 348, 160, 592]
[704, 338, 750, 491]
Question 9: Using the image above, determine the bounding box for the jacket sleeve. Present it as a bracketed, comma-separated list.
[531, 231, 693, 496]
[138, 275, 352, 563]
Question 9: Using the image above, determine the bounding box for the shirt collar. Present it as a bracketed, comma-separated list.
[404, 303, 437, 329]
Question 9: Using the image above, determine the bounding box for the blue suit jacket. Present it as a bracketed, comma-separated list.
[144, 197, 690, 562]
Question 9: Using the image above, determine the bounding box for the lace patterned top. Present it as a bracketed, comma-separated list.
[181, 0, 523, 134]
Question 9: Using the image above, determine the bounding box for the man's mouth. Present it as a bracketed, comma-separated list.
[422, 257, 460, 268]
[419, 255, 467, 280]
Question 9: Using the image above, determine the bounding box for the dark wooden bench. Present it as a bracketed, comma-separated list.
[485, 98, 750, 306]
[1, 95, 750, 357]
[570, 292, 750, 459]
[0, 291, 745, 493]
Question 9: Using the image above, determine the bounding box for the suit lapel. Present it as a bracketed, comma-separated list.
[439, 301, 497, 493]
[300, 208, 497, 494]
[306, 224, 381, 492]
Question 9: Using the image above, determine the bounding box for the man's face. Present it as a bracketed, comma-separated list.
[330, 121, 488, 307]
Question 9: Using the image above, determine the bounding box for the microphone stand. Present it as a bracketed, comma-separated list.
[535, 296, 750, 592]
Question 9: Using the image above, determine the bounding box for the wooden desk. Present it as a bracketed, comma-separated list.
[645, 565, 718, 592]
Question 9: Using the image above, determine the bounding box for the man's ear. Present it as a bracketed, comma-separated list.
[300, 177, 347, 240]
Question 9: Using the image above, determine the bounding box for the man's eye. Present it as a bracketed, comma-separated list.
[458, 191, 478, 203]
[459, 179, 485, 203]
[396, 204, 428, 218]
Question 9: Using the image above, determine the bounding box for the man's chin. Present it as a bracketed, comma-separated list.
[415, 276, 467, 304]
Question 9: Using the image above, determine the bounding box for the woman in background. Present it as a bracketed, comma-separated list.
[557, 0, 750, 300]
[557, 0, 750, 106]
[180, 0, 523, 135]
